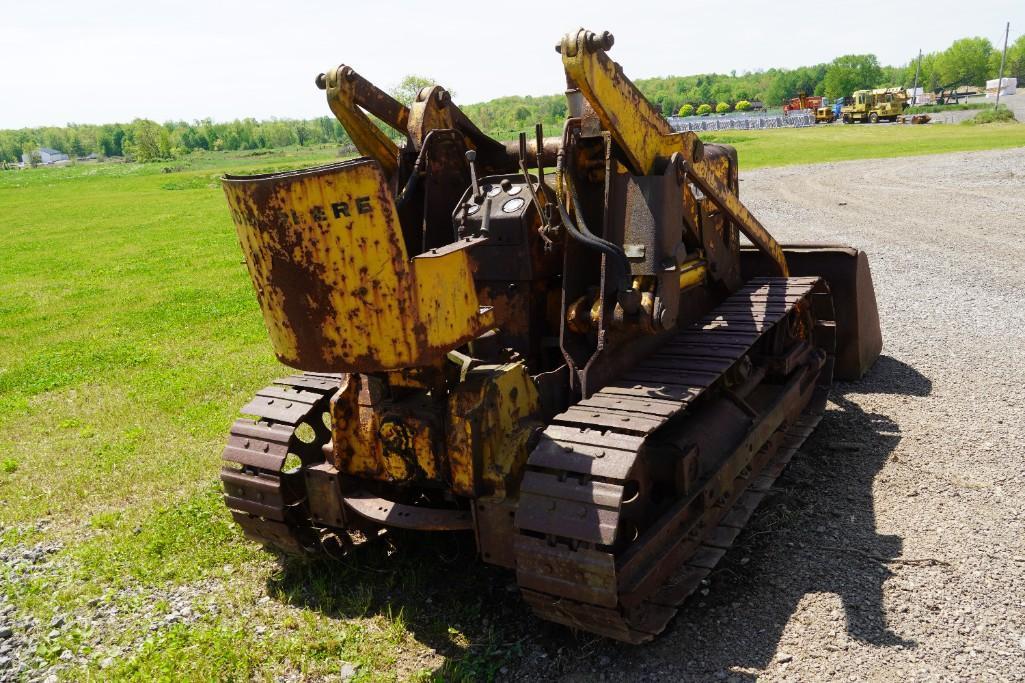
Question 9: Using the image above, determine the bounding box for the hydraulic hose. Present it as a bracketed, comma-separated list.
[557, 158, 631, 285]
[394, 148, 426, 209]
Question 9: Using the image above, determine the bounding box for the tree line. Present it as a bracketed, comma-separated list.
[0, 117, 355, 164]
[2, 33, 1021, 164]
[642, 34, 1024, 116]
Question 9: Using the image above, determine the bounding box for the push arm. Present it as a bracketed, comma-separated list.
[316, 65, 410, 180]
[558, 29, 789, 276]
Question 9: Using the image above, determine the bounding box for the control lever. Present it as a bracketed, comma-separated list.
[479, 196, 492, 237]
[518, 130, 556, 250]
[534, 123, 546, 191]
[465, 149, 481, 200]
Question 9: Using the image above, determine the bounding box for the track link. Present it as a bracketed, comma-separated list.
[220, 372, 342, 555]
[513, 277, 834, 642]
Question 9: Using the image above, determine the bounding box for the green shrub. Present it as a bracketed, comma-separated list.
[735, 100, 752, 112]
[962, 106, 1017, 125]
[678, 103, 695, 117]
[696, 104, 712, 116]
[906, 102, 988, 114]
[716, 102, 730, 114]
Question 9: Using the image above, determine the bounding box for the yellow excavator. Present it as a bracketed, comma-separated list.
[220, 28, 882, 643]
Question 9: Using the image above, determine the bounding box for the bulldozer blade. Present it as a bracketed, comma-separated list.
[741, 245, 882, 380]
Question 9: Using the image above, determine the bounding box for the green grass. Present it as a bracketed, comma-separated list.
[1, 127, 1024, 679]
[905, 102, 989, 114]
[0, 151, 311, 526]
[699, 121, 1025, 169]
[0, 144, 529, 680]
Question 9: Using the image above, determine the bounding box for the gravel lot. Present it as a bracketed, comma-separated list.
[514, 146, 1025, 682]
[926, 93, 1023, 124]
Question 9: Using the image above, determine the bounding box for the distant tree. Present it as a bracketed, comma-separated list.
[715, 102, 730, 114]
[822, 54, 884, 99]
[124, 119, 166, 161]
[390, 75, 443, 106]
[939, 37, 993, 86]
[735, 100, 752, 111]
[678, 103, 695, 116]
[1000, 35, 1025, 82]
[21, 142, 39, 167]
[655, 95, 674, 116]
[696, 104, 712, 116]
[878, 64, 906, 88]
[765, 64, 829, 105]
[917, 52, 943, 92]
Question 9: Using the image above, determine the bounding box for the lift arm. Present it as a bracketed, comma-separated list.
[316, 65, 410, 180]
[559, 29, 789, 276]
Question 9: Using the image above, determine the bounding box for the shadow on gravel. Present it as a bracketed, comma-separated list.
[264, 355, 931, 681]
[630, 354, 933, 681]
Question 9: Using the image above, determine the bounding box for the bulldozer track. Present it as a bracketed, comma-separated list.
[219, 278, 834, 643]
[220, 372, 343, 555]
[513, 276, 833, 643]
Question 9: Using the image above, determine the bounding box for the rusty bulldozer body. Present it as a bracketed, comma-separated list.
[220, 29, 882, 643]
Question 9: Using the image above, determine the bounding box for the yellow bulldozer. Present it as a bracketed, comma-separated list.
[220, 28, 882, 643]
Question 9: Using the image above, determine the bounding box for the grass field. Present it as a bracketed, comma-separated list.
[1, 123, 1023, 681]
[702, 121, 1025, 169]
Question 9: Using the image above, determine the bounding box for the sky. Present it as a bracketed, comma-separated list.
[0, 0, 1019, 129]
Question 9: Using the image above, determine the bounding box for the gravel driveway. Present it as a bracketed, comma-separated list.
[998, 92, 1025, 122]
[513, 146, 1025, 682]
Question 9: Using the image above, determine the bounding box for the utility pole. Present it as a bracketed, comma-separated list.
[912, 49, 922, 105]
[995, 22, 1010, 109]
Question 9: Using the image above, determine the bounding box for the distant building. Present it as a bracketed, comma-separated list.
[21, 147, 70, 165]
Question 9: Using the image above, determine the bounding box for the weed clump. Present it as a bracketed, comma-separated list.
[962, 106, 1017, 125]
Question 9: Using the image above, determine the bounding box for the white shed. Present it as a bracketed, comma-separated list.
[986, 78, 1017, 98]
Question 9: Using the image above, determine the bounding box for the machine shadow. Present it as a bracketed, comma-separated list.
[265, 525, 538, 677]
[626, 353, 933, 679]
[265, 354, 930, 679]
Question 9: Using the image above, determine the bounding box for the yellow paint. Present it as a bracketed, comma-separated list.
[327, 363, 540, 495]
[447, 363, 542, 498]
[560, 30, 699, 177]
[407, 86, 455, 150]
[330, 374, 443, 483]
[678, 261, 707, 291]
[322, 66, 404, 179]
[223, 158, 493, 373]
[559, 29, 789, 277]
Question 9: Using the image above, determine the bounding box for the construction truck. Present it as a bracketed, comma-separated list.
[219, 28, 882, 643]
[784, 92, 834, 123]
[783, 92, 823, 113]
[841, 88, 908, 123]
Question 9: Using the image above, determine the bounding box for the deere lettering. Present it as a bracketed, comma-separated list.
[328, 196, 373, 219]
[283, 196, 373, 224]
